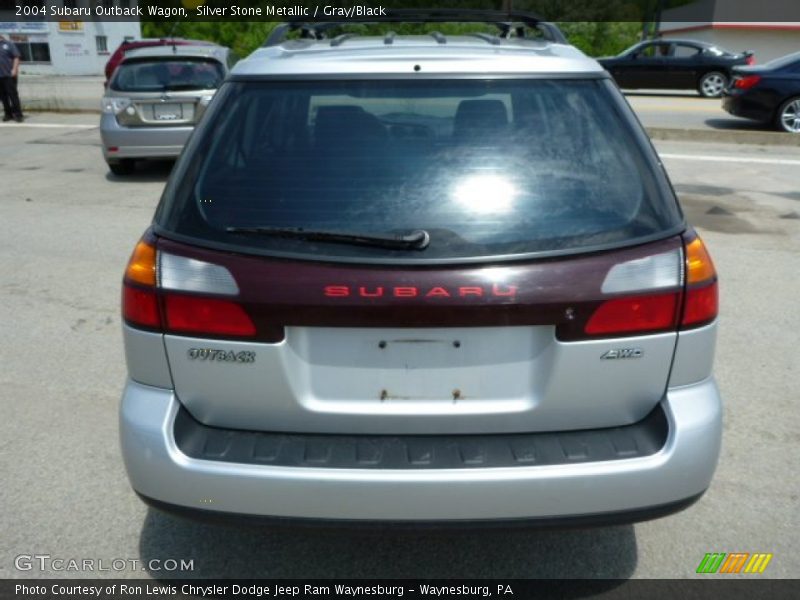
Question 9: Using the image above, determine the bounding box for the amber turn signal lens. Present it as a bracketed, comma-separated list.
[125, 240, 157, 286]
[685, 236, 716, 284]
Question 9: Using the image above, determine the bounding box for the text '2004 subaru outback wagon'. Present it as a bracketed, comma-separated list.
[120, 12, 722, 526]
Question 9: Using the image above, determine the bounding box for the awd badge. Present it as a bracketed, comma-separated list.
[600, 348, 643, 360]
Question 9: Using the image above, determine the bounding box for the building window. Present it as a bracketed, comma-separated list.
[96, 35, 108, 54]
[9, 34, 51, 64]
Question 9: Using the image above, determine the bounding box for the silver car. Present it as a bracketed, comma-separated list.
[119, 15, 721, 526]
[100, 44, 231, 175]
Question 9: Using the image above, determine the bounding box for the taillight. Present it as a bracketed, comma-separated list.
[682, 282, 718, 326]
[585, 292, 680, 336]
[681, 235, 718, 328]
[578, 235, 718, 339]
[122, 285, 160, 328]
[734, 74, 761, 89]
[122, 233, 256, 338]
[126, 239, 157, 286]
[122, 239, 161, 329]
[581, 249, 683, 338]
[165, 295, 256, 336]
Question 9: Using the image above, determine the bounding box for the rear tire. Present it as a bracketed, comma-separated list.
[108, 159, 135, 176]
[698, 72, 728, 98]
[776, 96, 800, 133]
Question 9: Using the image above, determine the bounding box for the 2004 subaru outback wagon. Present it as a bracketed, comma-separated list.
[120, 13, 722, 526]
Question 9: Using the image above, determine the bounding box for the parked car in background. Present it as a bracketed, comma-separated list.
[598, 39, 754, 97]
[723, 51, 800, 133]
[100, 44, 231, 175]
[104, 38, 216, 85]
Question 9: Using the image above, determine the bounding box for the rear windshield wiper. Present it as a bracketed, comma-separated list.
[225, 226, 431, 250]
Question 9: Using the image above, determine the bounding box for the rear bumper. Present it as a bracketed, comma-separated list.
[100, 113, 192, 160]
[722, 92, 772, 122]
[120, 377, 722, 523]
[137, 490, 704, 529]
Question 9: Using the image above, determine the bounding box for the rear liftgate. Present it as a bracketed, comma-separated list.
[122, 231, 717, 435]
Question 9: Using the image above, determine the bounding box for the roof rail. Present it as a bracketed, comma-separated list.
[429, 31, 447, 45]
[330, 33, 358, 47]
[467, 33, 501, 46]
[262, 9, 568, 47]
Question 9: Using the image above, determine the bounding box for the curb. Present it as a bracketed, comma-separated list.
[23, 99, 99, 113]
[26, 107, 99, 114]
[18, 74, 105, 112]
[646, 126, 800, 147]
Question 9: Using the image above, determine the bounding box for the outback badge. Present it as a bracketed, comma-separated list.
[188, 348, 256, 363]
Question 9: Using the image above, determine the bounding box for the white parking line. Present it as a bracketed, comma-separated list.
[1, 122, 96, 129]
[659, 153, 800, 166]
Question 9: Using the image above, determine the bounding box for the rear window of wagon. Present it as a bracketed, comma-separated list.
[155, 78, 683, 263]
[112, 58, 224, 92]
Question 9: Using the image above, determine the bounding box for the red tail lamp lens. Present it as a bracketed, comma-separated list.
[682, 281, 719, 327]
[122, 285, 161, 328]
[734, 75, 761, 89]
[585, 292, 679, 336]
[165, 295, 256, 337]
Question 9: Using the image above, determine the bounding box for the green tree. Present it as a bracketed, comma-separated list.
[142, 21, 282, 60]
[559, 22, 641, 56]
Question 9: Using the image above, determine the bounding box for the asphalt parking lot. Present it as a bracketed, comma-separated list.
[1, 112, 798, 580]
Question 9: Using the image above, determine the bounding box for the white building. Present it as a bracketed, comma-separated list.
[0, 1, 141, 75]
[659, 0, 800, 63]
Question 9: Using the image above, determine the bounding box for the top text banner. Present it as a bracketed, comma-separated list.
[3, 0, 800, 22]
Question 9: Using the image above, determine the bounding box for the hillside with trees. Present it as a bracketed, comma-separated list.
[141, 20, 642, 60]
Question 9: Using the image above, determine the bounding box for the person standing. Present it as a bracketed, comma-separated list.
[0, 34, 24, 122]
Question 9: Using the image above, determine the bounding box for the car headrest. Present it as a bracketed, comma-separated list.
[134, 68, 161, 87]
[453, 99, 509, 139]
[314, 105, 387, 148]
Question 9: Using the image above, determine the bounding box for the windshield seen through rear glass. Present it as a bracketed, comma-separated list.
[111, 58, 224, 92]
[156, 78, 682, 263]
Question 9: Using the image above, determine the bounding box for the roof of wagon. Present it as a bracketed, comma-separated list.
[231, 35, 604, 77]
[122, 44, 229, 63]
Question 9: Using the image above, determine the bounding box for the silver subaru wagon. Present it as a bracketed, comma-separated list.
[119, 13, 721, 526]
[100, 44, 231, 176]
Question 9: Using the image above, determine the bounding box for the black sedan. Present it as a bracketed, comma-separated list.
[723, 52, 800, 133]
[598, 39, 754, 98]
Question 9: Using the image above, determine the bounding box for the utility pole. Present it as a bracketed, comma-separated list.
[654, 0, 666, 39]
